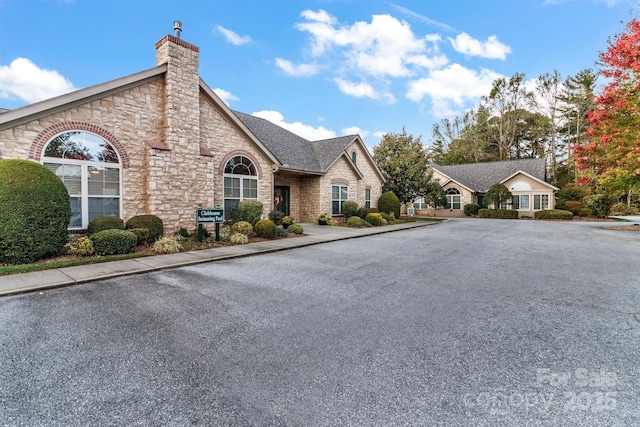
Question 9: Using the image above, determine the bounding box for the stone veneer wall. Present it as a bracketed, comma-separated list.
[346, 141, 383, 209]
[0, 80, 166, 223]
[299, 177, 321, 222]
[273, 172, 302, 220]
[320, 156, 360, 217]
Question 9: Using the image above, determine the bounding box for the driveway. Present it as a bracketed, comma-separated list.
[0, 218, 638, 426]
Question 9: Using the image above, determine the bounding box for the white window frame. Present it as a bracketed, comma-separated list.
[365, 188, 371, 209]
[41, 131, 122, 230]
[533, 194, 550, 210]
[223, 155, 259, 216]
[332, 185, 348, 215]
[445, 188, 461, 210]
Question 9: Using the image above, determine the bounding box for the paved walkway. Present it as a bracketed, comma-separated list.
[0, 221, 436, 297]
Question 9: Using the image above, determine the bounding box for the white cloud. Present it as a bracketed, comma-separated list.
[333, 78, 393, 103]
[373, 131, 387, 139]
[0, 57, 75, 103]
[212, 88, 239, 105]
[388, 3, 457, 33]
[251, 110, 336, 141]
[406, 63, 503, 117]
[449, 33, 511, 60]
[275, 58, 319, 77]
[342, 126, 369, 139]
[216, 25, 251, 45]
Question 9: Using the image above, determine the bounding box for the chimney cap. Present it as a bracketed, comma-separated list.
[174, 21, 182, 38]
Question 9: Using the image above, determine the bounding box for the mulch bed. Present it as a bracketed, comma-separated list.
[603, 223, 640, 232]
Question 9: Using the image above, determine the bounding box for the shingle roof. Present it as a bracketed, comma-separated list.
[430, 158, 547, 192]
[233, 111, 357, 172]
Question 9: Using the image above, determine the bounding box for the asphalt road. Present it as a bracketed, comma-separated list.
[1, 218, 638, 426]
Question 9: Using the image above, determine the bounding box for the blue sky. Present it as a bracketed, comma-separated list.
[0, 0, 636, 149]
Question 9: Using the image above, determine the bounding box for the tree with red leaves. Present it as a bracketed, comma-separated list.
[573, 18, 640, 202]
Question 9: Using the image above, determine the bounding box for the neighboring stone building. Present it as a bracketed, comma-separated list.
[0, 28, 385, 234]
[411, 158, 558, 218]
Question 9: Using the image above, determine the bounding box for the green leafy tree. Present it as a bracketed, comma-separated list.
[484, 183, 513, 209]
[422, 180, 447, 208]
[373, 128, 437, 205]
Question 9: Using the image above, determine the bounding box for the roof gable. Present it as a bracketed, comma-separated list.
[430, 158, 547, 192]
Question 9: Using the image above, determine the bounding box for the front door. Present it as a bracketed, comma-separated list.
[274, 186, 290, 216]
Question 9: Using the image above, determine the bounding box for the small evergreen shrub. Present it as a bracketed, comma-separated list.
[378, 192, 401, 219]
[342, 201, 359, 219]
[129, 228, 150, 246]
[317, 213, 333, 225]
[277, 226, 289, 237]
[87, 216, 124, 236]
[464, 203, 480, 217]
[557, 184, 590, 209]
[152, 236, 183, 254]
[287, 224, 304, 234]
[478, 209, 518, 219]
[176, 227, 190, 238]
[236, 200, 264, 226]
[535, 209, 574, 220]
[365, 212, 383, 226]
[381, 218, 388, 225]
[347, 216, 364, 227]
[255, 219, 277, 238]
[0, 159, 71, 264]
[91, 229, 137, 255]
[268, 210, 285, 225]
[356, 207, 370, 218]
[125, 215, 164, 242]
[229, 232, 249, 245]
[362, 219, 373, 227]
[577, 207, 592, 217]
[232, 221, 253, 236]
[68, 237, 95, 257]
[281, 216, 295, 228]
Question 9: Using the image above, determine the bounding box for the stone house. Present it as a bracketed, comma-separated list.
[412, 158, 558, 218]
[0, 29, 385, 234]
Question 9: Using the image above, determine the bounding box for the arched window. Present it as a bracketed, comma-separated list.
[445, 187, 461, 209]
[510, 181, 531, 191]
[223, 155, 258, 215]
[42, 131, 121, 229]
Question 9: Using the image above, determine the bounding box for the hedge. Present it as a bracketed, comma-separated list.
[534, 209, 574, 220]
[478, 209, 519, 219]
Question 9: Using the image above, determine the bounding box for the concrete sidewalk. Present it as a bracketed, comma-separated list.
[0, 221, 437, 297]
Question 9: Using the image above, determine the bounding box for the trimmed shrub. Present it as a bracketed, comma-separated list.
[583, 194, 617, 218]
[342, 201, 359, 219]
[125, 215, 163, 243]
[152, 236, 183, 254]
[236, 200, 264, 226]
[535, 209, 574, 220]
[380, 212, 391, 221]
[577, 207, 592, 217]
[464, 203, 480, 217]
[347, 216, 364, 227]
[68, 237, 95, 257]
[229, 232, 248, 245]
[287, 224, 304, 234]
[129, 228, 150, 246]
[87, 216, 125, 235]
[91, 229, 137, 255]
[281, 216, 295, 228]
[232, 221, 253, 236]
[365, 212, 383, 226]
[0, 159, 71, 264]
[378, 192, 400, 219]
[478, 209, 518, 219]
[268, 210, 285, 225]
[255, 219, 277, 239]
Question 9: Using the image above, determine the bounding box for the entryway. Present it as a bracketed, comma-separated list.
[274, 186, 290, 216]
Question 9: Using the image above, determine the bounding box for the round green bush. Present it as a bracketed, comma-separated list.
[534, 209, 574, 220]
[229, 232, 249, 245]
[129, 228, 149, 246]
[236, 200, 264, 226]
[232, 221, 254, 236]
[378, 192, 400, 219]
[268, 210, 285, 225]
[91, 229, 137, 255]
[281, 216, 295, 228]
[347, 216, 364, 227]
[125, 214, 163, 243]
[87, 216, 124, 235]
[277, 226, 288, 237]
[464, 203, 480, 216]
[365, 212, 383, 226]
[68, 237, 95, 256]
[255, 219, 277, 238]
[286, 223, 304, 234]
[0, 159, 71, 264]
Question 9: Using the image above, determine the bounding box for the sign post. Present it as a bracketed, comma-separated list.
[196, 205, 224, 242]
